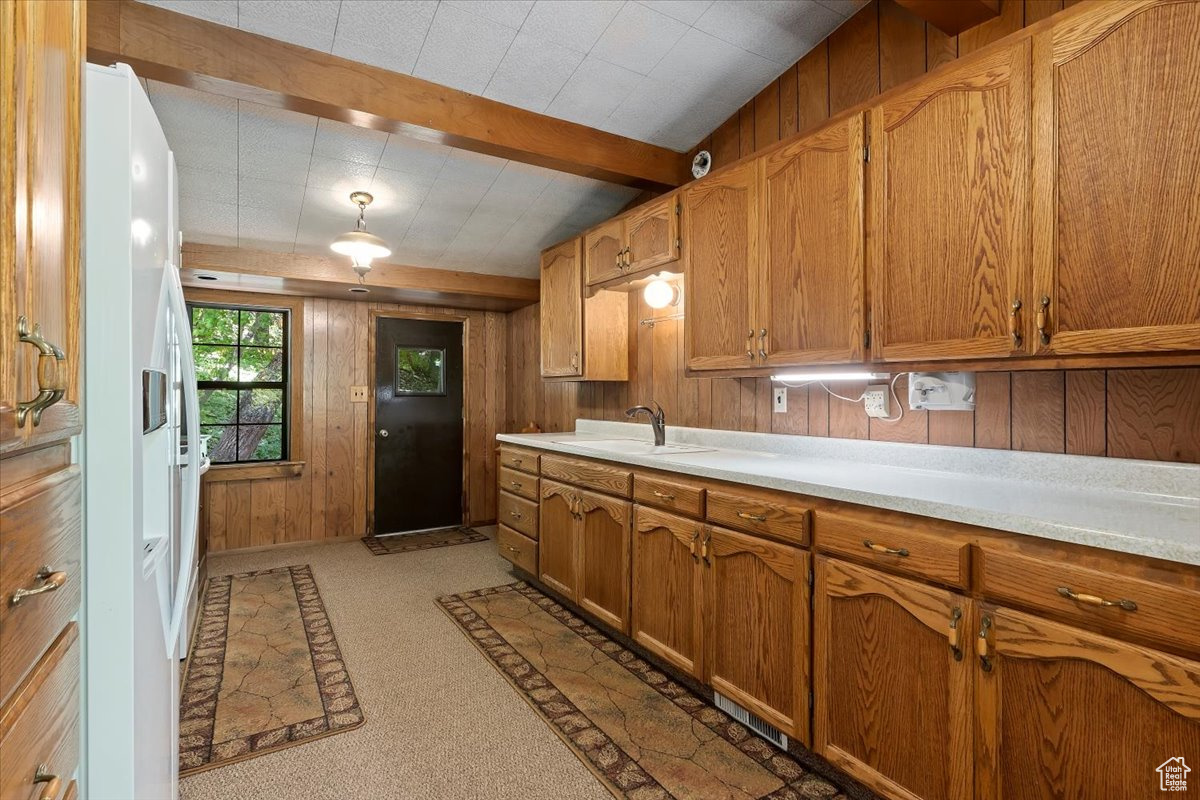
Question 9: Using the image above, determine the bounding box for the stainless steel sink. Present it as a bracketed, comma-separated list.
[552, 438, 713, 457]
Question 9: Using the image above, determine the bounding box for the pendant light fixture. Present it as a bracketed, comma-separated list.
[330, 191, 390, 286]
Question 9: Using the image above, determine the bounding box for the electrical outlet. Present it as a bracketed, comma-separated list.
[350, 386, 368, 403]
[863, 385, 890, 418]
[774, 387, 788, 413]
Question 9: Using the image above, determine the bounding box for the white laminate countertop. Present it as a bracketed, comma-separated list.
[498, 420, 1200, 566]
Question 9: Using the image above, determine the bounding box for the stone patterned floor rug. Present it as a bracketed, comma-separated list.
[438, 582, 852, 800]
[361, 526, 489, 556]
[179, 565, 364, 776]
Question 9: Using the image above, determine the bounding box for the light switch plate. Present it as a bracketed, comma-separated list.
[350, 386, 368, 403]
[773, 387, 787, 413]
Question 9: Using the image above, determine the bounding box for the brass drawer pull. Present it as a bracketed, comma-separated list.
[510, 481, 523, 489]
[1057, 586, 1137, 612]
[864, 540, 909, 557]
[16, 316, 67, 428]
[1008, 299, 1023, 348]
[504, 545, 520, 554]
[690, 530, 699, 562]
[33, 765, 61, 800]
[10, 567, 67, 606]
[652, 490, 675, 501]
[508, 511, 523, 520]
[509, 458, 522, 466]
[736, 511, 767, 523]
[700, 530, 712, 566]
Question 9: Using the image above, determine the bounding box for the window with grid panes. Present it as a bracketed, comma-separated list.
[188, 303, 289, 463]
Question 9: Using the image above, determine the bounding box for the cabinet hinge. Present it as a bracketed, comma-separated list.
[808, 567, 814, 588]
[675, 200, 681, 215]
[809, 689, 815, 711]
[675, 237, 681, 252]
[864, 329, 871, 349]
[863, 144, 871, 163]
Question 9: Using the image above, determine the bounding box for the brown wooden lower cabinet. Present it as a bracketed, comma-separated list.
[631, 506, 704, 677]
[975, 604, 1200, 800]
[538, 480, 578, 600]
[704, 525, 809, 744]
[537, 480, 632, 634]
[814, 557, 974, 800]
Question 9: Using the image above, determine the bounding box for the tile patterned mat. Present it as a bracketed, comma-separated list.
[361, 526, 489, 555]
[179, 565, 364, 775]
[438, 581, 853, 800]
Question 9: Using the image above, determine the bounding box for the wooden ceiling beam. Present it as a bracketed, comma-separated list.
[180, 244, 539, 312]
[86, 0, 688, 190]
[894, 0, 1000, 36]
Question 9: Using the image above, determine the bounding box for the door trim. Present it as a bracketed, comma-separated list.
[367, 309, 469, 535]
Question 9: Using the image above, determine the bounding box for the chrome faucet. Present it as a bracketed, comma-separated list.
[626, 403, 666, 446]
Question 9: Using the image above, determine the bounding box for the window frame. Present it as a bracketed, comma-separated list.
[188, 300, 291, 464]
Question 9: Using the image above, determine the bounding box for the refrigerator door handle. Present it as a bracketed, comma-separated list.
[164, 261, 200, 657]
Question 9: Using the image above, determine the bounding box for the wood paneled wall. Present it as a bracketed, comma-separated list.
[507, 298, 1200, 464]
[198, 293, 507, 553]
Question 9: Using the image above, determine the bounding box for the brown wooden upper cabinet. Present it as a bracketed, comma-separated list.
[760, 113, 866, 366]
[683, 161, 760, 371]
[584, 195, 679, 287]
[870, 39, 1033, 363]
[1030, 0, 1200, 356]
[540, 237, 628, 381]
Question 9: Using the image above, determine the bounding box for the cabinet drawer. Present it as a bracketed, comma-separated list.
[706, 489, 810, 545]
[0, 624, 80, 800]
[633, 474, 705, 519]
[498, 491, 538, 539]
[815, 511, 971, 588]
[540, 454, 631, 498]
[499, 466, 539, 501]
[0, 467, 82, 704]
[499, 446, 540, 475]
[498, 526, 538, 574]
[978, 547, 1200, 655]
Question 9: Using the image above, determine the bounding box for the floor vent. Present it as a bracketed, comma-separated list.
[714, 691, 788, 750]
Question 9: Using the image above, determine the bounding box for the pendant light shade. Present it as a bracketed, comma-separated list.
[330, 191, 390, 283]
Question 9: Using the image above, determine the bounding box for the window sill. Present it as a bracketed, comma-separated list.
[202, 461, 305, 482]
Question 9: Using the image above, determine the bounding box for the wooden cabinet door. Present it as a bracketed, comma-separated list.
[1, 0, 83, 452]
[760, 114, 866, 366]
[975, 605, 1200, 800]
[1031, 1, 1200, 355]
[539, 239, 582, 377]
[576, 488, 630, 634]
[631, 506, 703, 677]
[813, 557, 974, 800]
[870, 40, 1033, 362]
[703, 525, 809, 743]
[584, 218, 625, 287]
[624, 195, 678, 274]
[538, 480, 578, 600]
[682, 161, 759, 371]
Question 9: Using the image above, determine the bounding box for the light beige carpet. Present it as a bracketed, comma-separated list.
[181, 527, 611, 800]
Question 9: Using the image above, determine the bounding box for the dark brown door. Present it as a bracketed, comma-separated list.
[373, 317, 463, 534]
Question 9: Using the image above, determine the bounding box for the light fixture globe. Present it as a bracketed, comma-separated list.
[643, 278, 679, 309]
[330, 191, 390, 284]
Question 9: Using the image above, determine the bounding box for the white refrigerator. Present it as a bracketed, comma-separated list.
[83, 63, 202, 800]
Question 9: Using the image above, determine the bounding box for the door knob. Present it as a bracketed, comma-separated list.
[378, 429, 389, 438]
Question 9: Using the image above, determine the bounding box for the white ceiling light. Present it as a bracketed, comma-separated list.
[330, 191, 390, 285]
[643, 278, 680, 309]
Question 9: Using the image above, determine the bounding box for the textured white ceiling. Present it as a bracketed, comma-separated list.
[138, 0, 866, 277]
[138, 0, 863, 152]
[148, 80, 641, 277]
